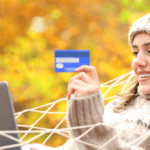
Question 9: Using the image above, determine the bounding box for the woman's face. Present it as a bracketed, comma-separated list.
[131, 33, 150, 94]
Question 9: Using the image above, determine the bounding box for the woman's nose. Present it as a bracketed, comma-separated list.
[134, 51, 147, 68]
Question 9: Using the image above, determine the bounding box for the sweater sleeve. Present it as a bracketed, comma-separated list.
[66, 91, 134, 150]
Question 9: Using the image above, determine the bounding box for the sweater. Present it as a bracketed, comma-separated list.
[22, 89, 150, 150]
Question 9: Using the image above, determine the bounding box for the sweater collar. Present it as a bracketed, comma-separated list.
[137, 86, 150, 100]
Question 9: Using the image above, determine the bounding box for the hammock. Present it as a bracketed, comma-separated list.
[1, 70, 141, 150]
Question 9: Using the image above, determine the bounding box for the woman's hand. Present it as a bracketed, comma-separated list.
[67, 65, 100, 99]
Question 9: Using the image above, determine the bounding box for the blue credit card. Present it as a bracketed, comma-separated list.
[55, 50, 90, 72]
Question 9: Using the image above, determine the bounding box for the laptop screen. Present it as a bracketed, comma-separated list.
[0, 81, 21, 150]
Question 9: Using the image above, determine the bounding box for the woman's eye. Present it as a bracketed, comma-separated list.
[132, 51, 138, 56]
[147, 50, 150, 54]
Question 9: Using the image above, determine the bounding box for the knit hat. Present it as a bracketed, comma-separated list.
[128, 13, 150, 45]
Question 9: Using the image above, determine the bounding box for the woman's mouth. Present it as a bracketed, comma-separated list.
[138, 74, 150, 81]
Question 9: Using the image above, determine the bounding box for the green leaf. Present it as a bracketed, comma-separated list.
[119, 10, 131, 24]
[121, 0, 130, 6]
[133, 0, 146, 10]
[51, 9, 62, 20]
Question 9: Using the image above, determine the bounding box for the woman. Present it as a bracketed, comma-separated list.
[23, 14, 150, 150]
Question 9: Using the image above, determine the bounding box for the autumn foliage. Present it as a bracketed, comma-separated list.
[0, 0, 149, 147]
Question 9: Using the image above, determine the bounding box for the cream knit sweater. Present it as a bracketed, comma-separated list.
[22, 90, 150, 150]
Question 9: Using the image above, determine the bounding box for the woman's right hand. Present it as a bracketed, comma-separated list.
[67, 65, 100, 99]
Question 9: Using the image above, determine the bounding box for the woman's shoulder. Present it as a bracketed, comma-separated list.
[103, 98, 123, 124]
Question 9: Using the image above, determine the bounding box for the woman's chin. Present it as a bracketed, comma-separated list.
[139, 86, 150, 95]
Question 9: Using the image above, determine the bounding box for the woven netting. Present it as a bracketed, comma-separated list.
[1, 70, 143, 150]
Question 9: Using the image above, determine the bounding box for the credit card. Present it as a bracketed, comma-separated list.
[55, 50, 90, 72]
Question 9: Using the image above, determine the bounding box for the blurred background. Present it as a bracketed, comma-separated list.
[0, 0, 150, 147]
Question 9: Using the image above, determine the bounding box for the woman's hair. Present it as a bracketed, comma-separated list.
[113, 76, 139, 113]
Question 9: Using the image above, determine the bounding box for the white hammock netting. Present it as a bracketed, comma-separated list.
[1, 70, 143, 150]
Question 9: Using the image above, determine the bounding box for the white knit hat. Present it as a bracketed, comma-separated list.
[128, 13, 150, 45]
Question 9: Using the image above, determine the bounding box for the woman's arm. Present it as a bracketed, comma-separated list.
[66, 65, 135, 150]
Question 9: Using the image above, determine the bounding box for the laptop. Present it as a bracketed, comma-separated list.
[0, 81, 21, 150]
